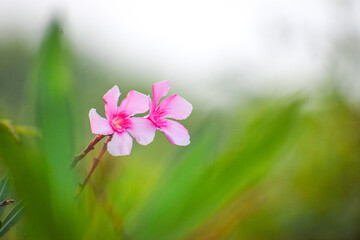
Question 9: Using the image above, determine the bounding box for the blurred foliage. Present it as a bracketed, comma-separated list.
[0, 171, 23, 239]
[0, 21, 359, 240]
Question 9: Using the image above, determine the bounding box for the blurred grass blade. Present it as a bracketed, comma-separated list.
[0, 200, 24, 237]
[31, 20, 75, 190]
[131, 99, 303, 240]
[0, 122, 26, 236]
[0, 115, 58, 239]
[0, 20, 86, 240]
[28, 20, 81, 238]
[0, 172, 9, 217]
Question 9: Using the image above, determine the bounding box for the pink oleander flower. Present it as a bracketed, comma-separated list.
[146, 80, 193, 145]
[89, 85, 155, 156]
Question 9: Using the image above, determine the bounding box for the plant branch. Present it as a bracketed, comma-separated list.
[70, 134, 105, 169]
[75, 136, 112, 197]
[0, 199, 15, 207]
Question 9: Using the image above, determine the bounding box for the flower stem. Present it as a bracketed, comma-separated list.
[75, 136, 112, 197]
[70, 134, 105, 169]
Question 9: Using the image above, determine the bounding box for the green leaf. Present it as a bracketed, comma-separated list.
[0, 20, 82, 240]
[0, 120, 19, 141]
[28, 19, 81, 239]
[31, 20, 75, 178]
[131, 99, 303, 240]
[0, 172, 9, 217]
[0, 200, 24, 237]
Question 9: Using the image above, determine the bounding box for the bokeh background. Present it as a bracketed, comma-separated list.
[0, 1, 359, 239]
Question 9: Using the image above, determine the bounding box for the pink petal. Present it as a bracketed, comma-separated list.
[160, 119, 190, 146]
[152, 80, 170, 110]
[89, 108, 114, 135]
[103, 85, 120, 119]
[118, 90, 150, 116]
[127, 117, 156, 145]
[157, 94, 193, 120]
[107, 131, 133, 156]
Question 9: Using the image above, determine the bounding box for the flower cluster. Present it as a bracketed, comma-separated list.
[89, 81, 192, 156]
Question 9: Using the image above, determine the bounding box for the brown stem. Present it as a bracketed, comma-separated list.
[70, 134, 105, 169]
[0, 199, 15, 207]
[75, 136, 112, 197]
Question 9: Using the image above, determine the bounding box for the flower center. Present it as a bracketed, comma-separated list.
[111, 114, 131, 132]
[112, 116, 124, 130]
[149, 108, 168, 128]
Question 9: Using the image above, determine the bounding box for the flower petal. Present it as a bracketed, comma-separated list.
[152, 80, 170, 110]
[89, 108, 114, 135]
[160, 119, 190, 146]
[127, 117, 156, 145]
[157, 94, 193, 120]
[103, 85, 120, 119]
[118, 90, 150, 116]
[107, 131, 133, 156]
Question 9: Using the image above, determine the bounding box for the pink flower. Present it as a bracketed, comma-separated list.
[89, 85, 156, 156]
[146, 80, 193, 146]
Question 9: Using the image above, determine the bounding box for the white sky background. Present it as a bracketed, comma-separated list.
[0, 0, 359, 106]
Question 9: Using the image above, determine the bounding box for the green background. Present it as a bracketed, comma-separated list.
[0, 21, 359, 240]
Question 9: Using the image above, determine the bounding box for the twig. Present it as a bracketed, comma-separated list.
[70, 134, 105, 169]
[0, 199, 15, 207]
[75, 136, 112, 197]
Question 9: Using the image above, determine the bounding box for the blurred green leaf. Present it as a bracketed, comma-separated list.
[0, 119, 19, 141]
[31, 20, 75, 188]
[0, 113, 58, 239]
[14, 125, 39, 138]
[130, 99, 303, 240]
[0, 172, 9, 217]
[0, 200, 24, 237]
[0, 121, 26, 237]
[0, 20, 82, 239]
[28, 19, 81, 239]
